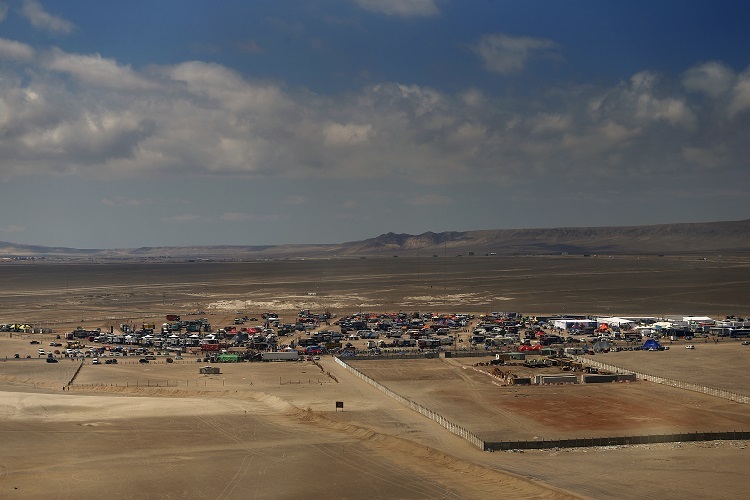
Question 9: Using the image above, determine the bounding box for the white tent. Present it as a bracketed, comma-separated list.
[596, 317, 635, 328]
[683, 316, 714, 323]
[553, 319, 596, 330]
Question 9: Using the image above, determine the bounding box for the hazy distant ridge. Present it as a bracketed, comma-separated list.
[1, 220, 748, 259]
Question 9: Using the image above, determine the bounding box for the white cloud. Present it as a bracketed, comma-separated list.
[0, 37, 34, 61]
[44, 48, 156, 91]
[635, 93, 696, 129]
[592, 71, 697, 130]
[354, 0, 441, 17]
[323, 122, 373, 146]
[167, 61, 286, 112]
[21, 0, 74, 34]
[459, 88, 485, 108]
[682, 61, 735, 98]
[0, 43, 747, 191]
[728, 69, 750, 118]
[0, 224, 25, 233]
[474, 33, 558, 75]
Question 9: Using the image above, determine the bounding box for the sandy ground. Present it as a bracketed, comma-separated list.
[0, 258, 749, 499]
[0, 353, 577, 499]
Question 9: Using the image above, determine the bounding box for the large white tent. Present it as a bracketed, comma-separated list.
[553, 319, 596, 330]
[596, 317, 635, 328]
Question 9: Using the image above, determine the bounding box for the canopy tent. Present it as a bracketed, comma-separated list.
[642, 338, 662, 350]
[518, 344, 542, 352]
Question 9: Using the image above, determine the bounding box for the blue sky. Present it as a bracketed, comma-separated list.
[0, 0, 748, 249]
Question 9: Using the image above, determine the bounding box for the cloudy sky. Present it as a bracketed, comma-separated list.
[0, 0, 748, 248]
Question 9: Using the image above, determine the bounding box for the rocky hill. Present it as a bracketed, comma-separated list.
[1, 219, 748, 261]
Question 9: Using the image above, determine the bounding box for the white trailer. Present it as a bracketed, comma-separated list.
[261, 351, 299, 361]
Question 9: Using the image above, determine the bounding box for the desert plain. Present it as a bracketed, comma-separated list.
[1, 255, 749, 499]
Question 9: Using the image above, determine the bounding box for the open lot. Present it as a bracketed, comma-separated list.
[586, 341, 750, 396]
[349, 355, 750, 442]
[0, 257, 749, 499]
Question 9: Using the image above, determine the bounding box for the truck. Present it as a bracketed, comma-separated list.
[261, 351, 299, 361]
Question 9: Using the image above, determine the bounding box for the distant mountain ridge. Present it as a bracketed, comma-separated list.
[1, 219, 748, 260]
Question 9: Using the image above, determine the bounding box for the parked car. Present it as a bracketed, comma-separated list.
[46, 357, 58, 363]
[685, 345, 695, 349]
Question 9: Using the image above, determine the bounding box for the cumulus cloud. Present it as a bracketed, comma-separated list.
[44, 48, 156, 91]
[0, 45, 747, 190]
[0, 37, 34, 61]
[728, 69, 750, 118]
[21, 0, 74, 34]
[592, 71, 696, 129]
[323, 122, 373, 146]
[354, 0, 441, 17]
[682, 61, 735, 98]
[474, 33, 559, 75]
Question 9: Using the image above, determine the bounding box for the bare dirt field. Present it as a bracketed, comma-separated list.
[582, 341, 750, 396]
[348, 356, 750, 442]
[0, 257, 749, 499]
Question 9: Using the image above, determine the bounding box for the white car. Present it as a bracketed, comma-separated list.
[685, 345, 695, 349]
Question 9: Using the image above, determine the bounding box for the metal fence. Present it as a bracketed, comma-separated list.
[334, 357, 486, 450]
[567, 355, 750, 404]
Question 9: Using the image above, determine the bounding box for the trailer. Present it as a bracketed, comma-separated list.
[261, 351, 299, 361]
